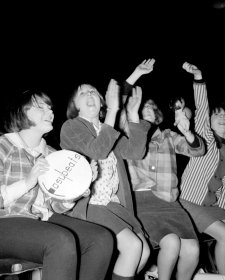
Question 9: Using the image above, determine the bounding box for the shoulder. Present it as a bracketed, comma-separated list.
[0, 133, 15, 150]
[61, 117, 90, 131]
[0, 134, 17, 161]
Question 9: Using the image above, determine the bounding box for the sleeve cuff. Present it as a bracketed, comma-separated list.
[1, 180, 27, 207]
[194, 79, 205, 83]
[187, 135, 200, 148]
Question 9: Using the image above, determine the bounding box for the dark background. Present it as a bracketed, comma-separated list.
[1, 1, 225, 149]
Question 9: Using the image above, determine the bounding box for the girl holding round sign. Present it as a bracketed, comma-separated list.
[60, 79, 151, 280]
[0, 89, 114, 280]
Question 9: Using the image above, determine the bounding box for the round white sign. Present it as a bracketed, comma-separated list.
[38, 150, 92, 201]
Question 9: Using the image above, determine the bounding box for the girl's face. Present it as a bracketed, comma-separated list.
[142, 99, 157, 123]
[74, 84, 101, 121]
[211, 108, 225, 138]
[26, 96, 54, 134]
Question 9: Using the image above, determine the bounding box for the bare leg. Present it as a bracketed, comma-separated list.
[137, 232, 151, 273]
[114, 228, 142, 277]
[176, 238, 199, 280]
[205, 220, 225, 274]
[158, 234, 181, 280]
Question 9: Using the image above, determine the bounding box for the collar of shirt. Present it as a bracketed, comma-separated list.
[151, 128, 165, 144]
[214, 132, 225, 149]
[5, 132, 48, 158]
[92, 121, 102, 135]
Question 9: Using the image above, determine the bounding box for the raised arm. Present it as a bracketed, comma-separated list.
[104, 79, 120, 127]
[182, 62, 211, 140]
[120, 59, 155, 134]
[123, 58, 155, 100]
[126, 58, 156, 86]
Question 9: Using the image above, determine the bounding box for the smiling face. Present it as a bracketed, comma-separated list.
[211, 108, 225, 138]
[74, 84, 101, 122]
[26, 96, 54, 135]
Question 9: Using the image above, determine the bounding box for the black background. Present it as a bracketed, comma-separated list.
[1, 1, 225, 148]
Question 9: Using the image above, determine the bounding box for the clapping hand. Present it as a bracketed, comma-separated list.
[105, 79, 120, 111]
[176, 112, 190, 134]
[127, 86, 142, 123]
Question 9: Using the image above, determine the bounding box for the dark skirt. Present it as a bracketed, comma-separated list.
[180, 199, 225, 233]
[86, 202, 143, 235]
[134, 191, 198, 248]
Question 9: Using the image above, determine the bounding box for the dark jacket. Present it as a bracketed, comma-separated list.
[60, 116, 150, 219]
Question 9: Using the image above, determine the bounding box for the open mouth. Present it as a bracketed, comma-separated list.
[87, 98, 95, 106]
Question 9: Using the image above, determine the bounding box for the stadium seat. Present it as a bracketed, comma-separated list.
[0, 258, 42, 279]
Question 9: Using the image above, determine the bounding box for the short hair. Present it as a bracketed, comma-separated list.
[4, 89, 52, 132]
[66, 84, 106, 121]
[210, 100, 225, 116]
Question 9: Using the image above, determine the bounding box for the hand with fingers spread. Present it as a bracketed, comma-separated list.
[126, 58, 156, 86]
[182, 62, 202, 80]
[135, 58, 156, 76]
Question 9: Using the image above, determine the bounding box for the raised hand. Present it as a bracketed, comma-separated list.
[126, 58, 156, 86]
[175, 111, 190, 134]
[135, 58, 156, 76]
[182, 62, 202, 80]
[126, 86, 142, 123]
[105, 79, 120, 111]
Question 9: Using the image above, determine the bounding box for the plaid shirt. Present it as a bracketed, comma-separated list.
[180, 82, 225, 209]
[0, 133, 74, 220]
[128, 128, 205, 202]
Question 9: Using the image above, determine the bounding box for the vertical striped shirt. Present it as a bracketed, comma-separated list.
[180, 81, 225, 209]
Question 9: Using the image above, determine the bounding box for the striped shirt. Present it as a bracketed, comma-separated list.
[180, 81, 225, 209]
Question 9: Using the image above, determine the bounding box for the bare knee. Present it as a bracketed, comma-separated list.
[180, 239, 199, 260]
[117, 229, 142, 257]
[205, 220, 225, 244]
[160, 233, 181, 255]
